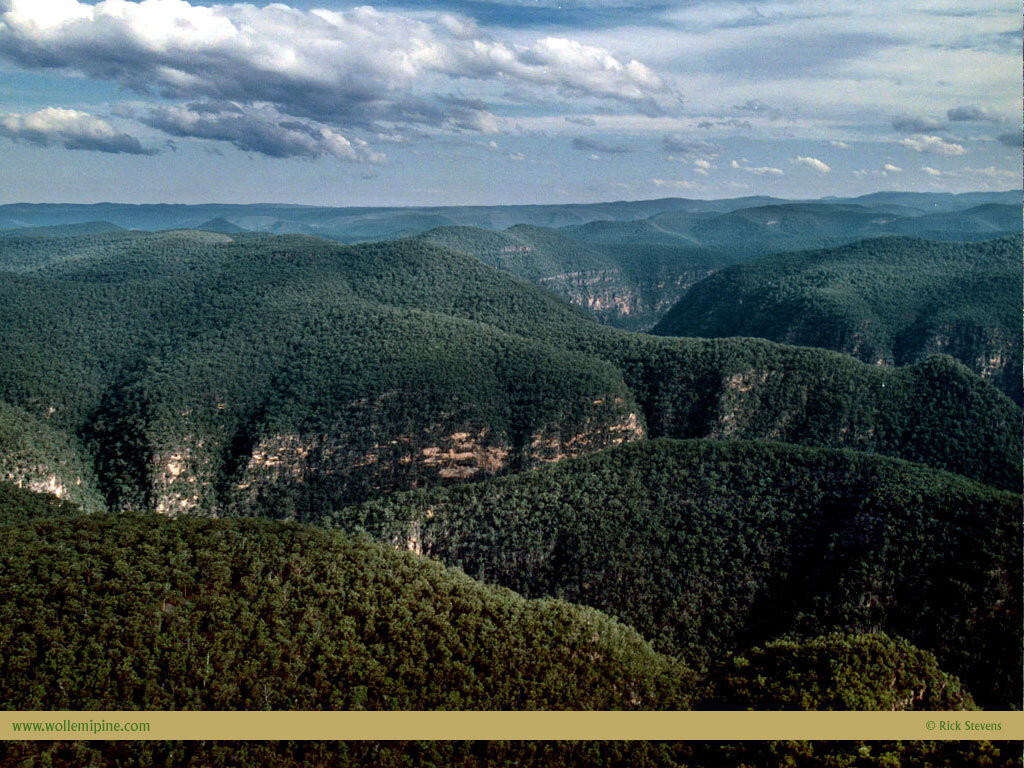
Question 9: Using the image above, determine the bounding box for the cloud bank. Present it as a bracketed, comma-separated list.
[0, 107, 155, 154]
[0, 0, 670, 157]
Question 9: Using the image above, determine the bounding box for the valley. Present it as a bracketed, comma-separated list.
[0, 193, 1020, 766]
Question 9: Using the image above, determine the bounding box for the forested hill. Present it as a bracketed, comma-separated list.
[0, 504, 692, 711]
[344, 438, 1021, 709]
[0, 230, 1018, 523]
[652, 235, 1022, 403]
[417, 224, 732, 330]
[2, 485, 1012, 765]
[2, 485, 983, 712]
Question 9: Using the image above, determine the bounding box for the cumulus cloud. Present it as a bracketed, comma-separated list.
[793, 155, 830, 172]
[0, 0, 671, 152]
[898, 135, 966, 155]
[883, 163, 902, 172]
[0, 107, 155, 154]
[921, 166, 942, 176]
[947, 105, 1004, 123]
[571, 136, 632, 154]
[651, 178, 700, 190]
[891, 115, 944, 133]
[141, 102, 383, 162]
[692, 158, 715, 175]
[731, 159, 783, 176]
[829, 140, 851, 149]
[996, 130, 1021, 147]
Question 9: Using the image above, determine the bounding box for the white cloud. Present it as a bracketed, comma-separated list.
[921, 166, 943, 176]
[141, 103, 383, 162]
[793, 155, 830, 172]
[898, 135, 966, 155]
[0, 107, 155, 154]
[829, 140, 851, 149]
[651, 178, 701, 190]
[508, 151, 525, 160]
[692, 157, 715, 175]
[891, 115, 944, 133]
[883, 163, 902, 172]
[732, 161, 783, 176]
[0, 0, 671, 156]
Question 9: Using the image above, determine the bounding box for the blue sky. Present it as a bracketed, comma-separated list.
[0, 0, 1019, 204]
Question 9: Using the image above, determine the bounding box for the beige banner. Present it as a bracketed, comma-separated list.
[2, 711, 1022, 741]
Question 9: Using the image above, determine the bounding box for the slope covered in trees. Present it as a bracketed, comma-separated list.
[418, 224, 731, 330]
[701, 632, 976, 710]
[0, 511, 693, 711]
[652, 236, 1022, 403]
[0, 492, 1009, 765]
[0, 230, 1018, 525]
[344, 438, 1021, 708]
[646, 202, 1022, 259]
[0, 495, 994, 715]
[0, 400, 105, 514]
[1, 190, 1017, 243]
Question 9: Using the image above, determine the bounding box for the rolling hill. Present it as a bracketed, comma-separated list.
[418, 224, 732, 330]
[652, 236, 1022, 403]
[0, 485, 1009, 765]
[344, 438, 1021, 708]
[0, 229, 1017, 525]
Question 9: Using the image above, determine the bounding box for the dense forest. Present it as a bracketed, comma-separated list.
[418, 224, 732, 330]
[343, 438, 1020, 709]
[3, 739, 1021, 768]
[653, 236, 1023, 403]
[0, 229, 1017, 527]
[0, 483, 1016, 764]
[0, 208, 1019, 767]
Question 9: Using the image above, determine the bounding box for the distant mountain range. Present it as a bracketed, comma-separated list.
[0, 190, 1018, 243]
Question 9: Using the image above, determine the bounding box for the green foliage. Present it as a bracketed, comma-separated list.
[419, 224, 732, 330]
[701, 633, 976, 710]
[0, 400, 105, 514]
[345, 438, 1021, 707]
[0, 230, 1018, 525]
[6, 739, 1019, 768]
[653, 236, 1023, 403]
[0, 512, 692, 711]
[0, 221, 125, 240]
[0, 480, 83, 524]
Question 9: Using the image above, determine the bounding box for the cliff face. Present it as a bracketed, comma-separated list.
[143, 396, 645, 521]
[0, 400, 107, 514]
[541, 268, 716, 331]
[904, 324, 1019, 404]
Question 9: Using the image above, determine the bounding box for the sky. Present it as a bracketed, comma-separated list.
[0, 0, 1020, 205]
